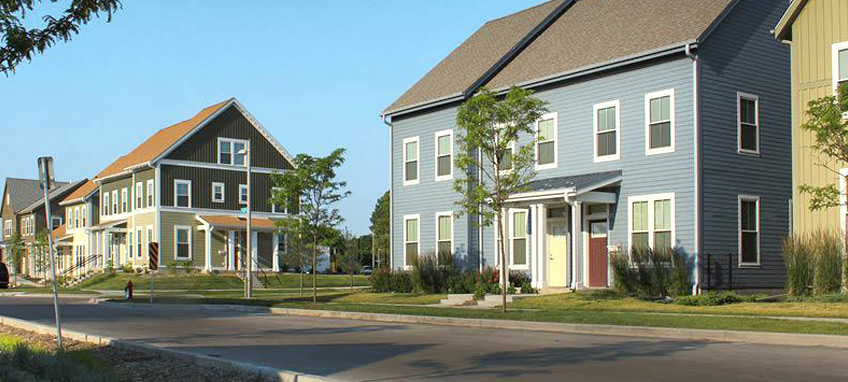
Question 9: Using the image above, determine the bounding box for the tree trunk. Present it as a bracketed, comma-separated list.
[497, 215, 508, 314]
[299, 266, 304, 297]
[312, 235, 318, 303]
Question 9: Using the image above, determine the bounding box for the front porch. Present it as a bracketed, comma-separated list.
[196, 215, 286, 273]
[503, 171, 621, 291]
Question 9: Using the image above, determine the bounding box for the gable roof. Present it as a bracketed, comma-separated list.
[59, 180, 98, 206]
[19, 180, 86, 214]
[1, 178, 45, 215]
[773, 0, 808, 41]
[385, 0, 737, 116]
[94, 98, 295, 182]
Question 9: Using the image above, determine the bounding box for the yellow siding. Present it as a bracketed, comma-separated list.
[790, 0, 848, 234]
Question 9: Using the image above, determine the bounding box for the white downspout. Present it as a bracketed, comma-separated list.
[686, 43, 702, 295]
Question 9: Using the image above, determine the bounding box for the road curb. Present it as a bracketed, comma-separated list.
[0, 314, 342, 382]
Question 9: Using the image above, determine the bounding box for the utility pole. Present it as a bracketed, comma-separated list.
[240, 142, 253, 299]
[37, 157, 63, 351]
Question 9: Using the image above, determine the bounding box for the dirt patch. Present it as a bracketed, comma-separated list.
[0, 323, 272, 382]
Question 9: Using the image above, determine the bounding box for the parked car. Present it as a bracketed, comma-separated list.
[361, 266, 373, 275]
[0, 263, 9, 289]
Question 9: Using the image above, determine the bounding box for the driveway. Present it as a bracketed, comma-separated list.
[1, 296, 846, 382]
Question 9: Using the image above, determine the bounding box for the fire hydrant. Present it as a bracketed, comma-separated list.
[124, 280, 133, 300]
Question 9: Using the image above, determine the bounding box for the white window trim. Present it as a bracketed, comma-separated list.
[738, 195, 761, 267]
[146, 179, 154, 208]
[271, 186, 286, 213]
[644, 89, 676, 155]
[137, 228, 143, 258]
[833, 41, 848, 94]
[103, 193, 110, 216]
[627, 193, 676, 252]
[434, 130, 454, 181]
[174, 225, 192, 260]
[81, 205, 86, 228]
[217, 137, 248, 166]
[402, 136, 420, 186]
[402, 214, 420, 269]
[135, 182, 143, 209]
[535, 112, 558, 170]
[174, 179, 192, 208]
[111, 190, 118, 215]
[435, 211, 453, 261]
[211, 182, 225, 203]
[121, 188, 128, 213]
[499, 140, 517, 176]
[239, 184, 248, 205]
[593, 100, 621, 162]
[509, 208, 529, 270]
[737, 92, 760, 155]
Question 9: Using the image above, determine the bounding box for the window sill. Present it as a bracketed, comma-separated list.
[593, 155, 620, 163]
[737, 149, 761, 157]
[212, 200, 225, 204]
[434, 176, 453, 182]
[509, 265, 530, 271]
[402, 180, 420, 186]
[738, 262, 761, 269]
[646, 147, 675, 156]
[535, 164, 557, 171]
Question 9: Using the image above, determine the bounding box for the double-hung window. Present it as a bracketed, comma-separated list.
[147, 179, 154, 207]
[536, 113, 557, 169]
[137, 228, 143, 258]
[239, 184, 248, 205]
[111, 190, 118, 215]
[174, 226, 191, 260]
[271, 187, 286, 213]
[434, 130, 453, 181]
[738, 93, 759, 154]
[218, 138, 247, 166]
[212, 182, 225, 203]
[403, 215, 419, 267]
[103, 193, 110, 215]
[82, 206, 86, 227]
[136, 182, 143, 209]
[175, 180, 191, 208]
[3, 220, 11, 237]
[594, 100, 620, 162]
[403, 137, 419, 185]
[74, 207, 80, 229]
[629, 193, 675, 252]
[645, 89, 675, 154]
[121, 188, 128, 213]
[499, 141, 515, 173]
[510, 210, 528, 268]
[833, 41, 848, 118]
[436, 212, 453, 263]
[739, 196, 760, 266]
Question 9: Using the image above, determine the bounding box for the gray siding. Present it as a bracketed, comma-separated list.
[392, 57, 697, 271]
[699, 0, 792, 289]
[160, 164, 283, 213]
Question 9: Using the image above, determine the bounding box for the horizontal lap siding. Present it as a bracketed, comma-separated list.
[699, 0, 792, 289]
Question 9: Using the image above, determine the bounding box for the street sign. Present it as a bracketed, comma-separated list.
[37, 157, 55, 190]
[148, 242, 159, 270]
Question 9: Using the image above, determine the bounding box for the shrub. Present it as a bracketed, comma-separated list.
[673, 291, 756, 306]
[119, 264, 133, 273]
[410, 253, 446, 294]
[611, 251, 637, 295]
[508, 271, 531, 288]
[667, 248, 692, 297]
[370, 268, 393, 292]
[391, 271, 413, 293]
[180, 261, 194, 274]
[166, 261, 178, 273]
[811, 231, 842, 295]
[612, 246, 692, 299]
[473, 282, 488, 300]
[783, 234, 813, 297]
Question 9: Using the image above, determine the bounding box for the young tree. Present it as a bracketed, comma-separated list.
[338, 230, 362, 289]
[281, 231, 311, 297]
[272, 148, 351, 303]
[454, 86, 547, 313]
[1, 0, 121, 74]
[6, 233, 24, 286]
[370, 191, 390, 268]
[798, 83, 848, 292]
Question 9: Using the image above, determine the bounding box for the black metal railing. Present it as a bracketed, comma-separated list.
[701, 253, 736, 292]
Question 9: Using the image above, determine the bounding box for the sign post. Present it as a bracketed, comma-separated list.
[148, 242, 159, 303]
[37, 156, 63, 351]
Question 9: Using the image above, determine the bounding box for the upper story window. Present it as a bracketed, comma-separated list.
[536, 113, 557, 169]
[739, 195, 760, 266]
[271, 187, 286, 213]
[434, 130, 453, 181]
[834, 41, 848, 90]
[3, 220, 11, 237]
[594, 100, 620, 162]
[212, 182, 225, 203]
[738, 93, 759, 155]
[5, 193, 8, 206]
[111, 190, 118, 215]
[403, 137, 419, 186]
[175, 180, 191, 208]
[82, 206, 86, 227]
[51, 216, 62, 230]
[103, 192, 110, 215]
[499, 141, 515, 173]
[218, 138, 247, 166]
[74, 207, 80, 229]
[121, 188, 128, 213]
[645, 89, 675, 155]
[239, 184, 248, 205]
[147, 179, 154, 207]
[629, 193, 675, 253]
[135, 182, 143, 209]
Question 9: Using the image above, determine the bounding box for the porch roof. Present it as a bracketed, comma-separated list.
[90, 219, 127, 231]
[196, 215, 282, 231]
[523, 170, 621, 194]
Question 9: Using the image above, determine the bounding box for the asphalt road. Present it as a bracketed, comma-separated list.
[1, 296, 847, 382]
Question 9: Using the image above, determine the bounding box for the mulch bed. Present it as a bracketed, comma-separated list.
[0, 323, 271, 382]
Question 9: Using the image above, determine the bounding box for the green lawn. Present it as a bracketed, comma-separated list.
[133, 291, 445, 305]
[0, 333, 111, 382]
[75, 272, 244, 290]
[258, 273, 370, 288]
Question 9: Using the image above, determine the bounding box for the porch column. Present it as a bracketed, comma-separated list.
[204, 228, 212, 272]
[571, 201, 583, 290]
[536, 204, 547, 289]
[251, 231, 259, 270]
[227, 230, 235, 271]
[272, 233, 280, 272]
[529, 205, 538, 289]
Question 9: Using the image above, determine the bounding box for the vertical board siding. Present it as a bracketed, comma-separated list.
[699, 0, 792, 289]
[161, 164, 281, 213]
[790, 0, 848, 233]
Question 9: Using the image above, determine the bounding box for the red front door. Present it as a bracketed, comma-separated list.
[588, 220, 608, 287]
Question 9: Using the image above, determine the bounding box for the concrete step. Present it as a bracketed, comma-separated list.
[476, 294, 534, 308]
[440, 294, 475, 306]
[540, 287, 573, 295]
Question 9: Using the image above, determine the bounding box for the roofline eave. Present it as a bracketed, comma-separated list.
[773, 0, 807, 41]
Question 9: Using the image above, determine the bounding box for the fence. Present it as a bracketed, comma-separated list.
[701, 253, 737, 292]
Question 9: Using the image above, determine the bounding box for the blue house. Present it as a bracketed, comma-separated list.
[382, 0, 791, 292]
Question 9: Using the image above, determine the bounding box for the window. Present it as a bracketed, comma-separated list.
[510, 210, 528, 268]
[628, 193, 675, 252]
[4, 220, 12, 237]
[834, 41, 848, 91]
[175, 226, 191, 260]
[738, 93, 759, 154]
[499, 141, 515, 173]
[536, 113, 557, 169]
[434, 130, 453, 181]
[103, 192, 110, 215]
[147, 226, 153, 249]
[147, 179, 154, 207]
[271, 187, 286, 213]
[4, 193, 8, 205]
[137, 228, 143, 258]
[218, 138, 247, 166]
[51, 216, 62, 230]
[739, 196, 760, 266]
[436, 212, 453, 263]
[111, 190, 118, 215]
[136, 182, 143, 209]
[594, 100, 620, 162]
[645, 89, 675, 154]
[175, 180, 191, 208]
[74, 207, 80, 229]
[239, 184, 248, 205]
[276, 233, 287, 253]
[403, 215, 419, 267]
[212, 182, 225, 203]
[121, 188, 128, 213]
[82, 206, 86, 227]
[403, 137, 419, 185]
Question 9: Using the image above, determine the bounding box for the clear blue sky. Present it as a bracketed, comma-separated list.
[0, 0, 544, 234]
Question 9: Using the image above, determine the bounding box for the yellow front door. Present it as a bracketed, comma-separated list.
[547, 222, 569, 287]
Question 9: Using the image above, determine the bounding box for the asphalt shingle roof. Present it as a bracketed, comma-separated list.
[2, 178, 46, 214]
[19, 180, 86, 214]
[522, 170, 622, 193]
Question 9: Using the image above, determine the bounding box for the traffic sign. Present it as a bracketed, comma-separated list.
[148, 242, 159, 270]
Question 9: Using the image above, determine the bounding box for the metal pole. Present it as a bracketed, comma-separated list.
[246, 141, 253, 299]
[728, 253, 733, 292]
[38, 158, 63, 351]
[149, 267, 153, 304]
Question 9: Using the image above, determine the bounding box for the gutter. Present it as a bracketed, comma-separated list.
[382, 114, 394, 270]
[686, 43, 703, 295]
